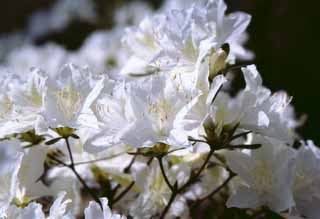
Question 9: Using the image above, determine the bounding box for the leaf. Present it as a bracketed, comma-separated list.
[228, 144, 262, 150]
[45, 137, 62, 145]
[70, 134, 80, 139]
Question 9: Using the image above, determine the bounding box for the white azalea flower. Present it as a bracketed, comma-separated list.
[225, 136, 296, 212]
[0, 140, 20, 176]
[115, 1, 153, 27]
[0, 153, 22, 217]
[130, 159, 189, 219]
[74, 29, 128, 80]
[6, 69, 47, 134]
[180, 65, 295, 143]
[5, 202, 45, 219]
[42, 64, 104, 128]
[85, 197, 126, 219]
[27, 0, 96, 39]
[121, 15, 164, 76]
[4, 191, 72, 219]
[82, 81, 135, 152]
[0, 73, 19, 138]
[120, 74, 200, 148]
[121, 0, 252, 78]
[4, 44, 69, 78]
[292, 141, 320, 219]
[47, 191, 73, 219]
[174, 74, 227, 139]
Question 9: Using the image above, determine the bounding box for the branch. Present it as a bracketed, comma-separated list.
[112, 181, 135, 205]
[63, 137, 102, 209]
[195, 171, 235, 205]
[158, 157, 174, 191]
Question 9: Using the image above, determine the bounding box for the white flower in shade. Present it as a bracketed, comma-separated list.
[27, 0, 96, 39]
[225, 136, 296, 212]
[85, 197, 126, 219]
[120, 74, 200, 148]
[5, 44, 69, 77]
[0, 73, 18, 138]
[4, 191, 72, 219]
[74, 29, 128, 80]
[42, 64, 104, 128]
[292, 141, 320, 219]
[47, 191, 73, 219]
[0, 139, 20, 176]
[161, 0, 207, 11]
[115, 1, 153, 27]
[130, 159, 189, 219]
[0, 153, 22, 217]
[17, 146, 48, 199]
[6, 202, 45, 219]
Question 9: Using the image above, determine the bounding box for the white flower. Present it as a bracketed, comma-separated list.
[6, 69, 47, 134]
[0, 153, 22, 217]
[82, 81, 135, 152]
[225, 136, 296, 212]
[130, 159, 189, 219]
[4, 191, 72, 219]
[0, 140, 20, 176]
[17, 146, 48, 199]
[27, 0, 96, 39]
[120, 74, 200, 148]
[121, 0, 252, 78]
[115, 1, 153, 27]
[0, 73, 18, 138]
[292, 141, 320, 219]
[42, 64, 104, 128]
[6, 202, 45, 219]
[85, 197, 126, 219]
[180, 65, 295, 143]
[5, 44, 69, 78]
[75, 30, 128, 80]
[121, 16, 164, 76]
[47, 191, 73, 219]
[174, 74, 227, 139]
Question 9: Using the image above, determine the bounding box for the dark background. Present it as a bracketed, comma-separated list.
[1, 0, 319, 144]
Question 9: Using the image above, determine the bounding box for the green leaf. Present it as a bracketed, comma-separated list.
[228, 144, 262, 150]
[45, 137, 62, 145]
[70, 134, 80, 139]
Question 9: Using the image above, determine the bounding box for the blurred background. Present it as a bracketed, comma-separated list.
[0, 0, 319, 143]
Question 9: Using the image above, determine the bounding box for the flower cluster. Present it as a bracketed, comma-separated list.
[0, 0, 318, 219]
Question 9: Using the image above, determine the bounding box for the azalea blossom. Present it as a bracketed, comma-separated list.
[41, 64, 104, 128]
[0, 0, 316, 218]
[225, 136, 296, 212]
[85, 198, 126, 219]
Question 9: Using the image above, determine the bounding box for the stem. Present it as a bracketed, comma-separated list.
[124, 155, 136, 173]
[158, 157, 174, 191]
[73, 152, 126, 166]
[70, 167, 102, 206]
[229, 131, 252, 141]
[112, 181, 135, 204]
[63, 137, 102, 209]
[195, 172, 235, 205]
[159, 187, 177, 219]
[179, 149, 214, 192]
[111, 155, 136, 206]
[157, 150, 214, 219]
[64, 137, 74, 165]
